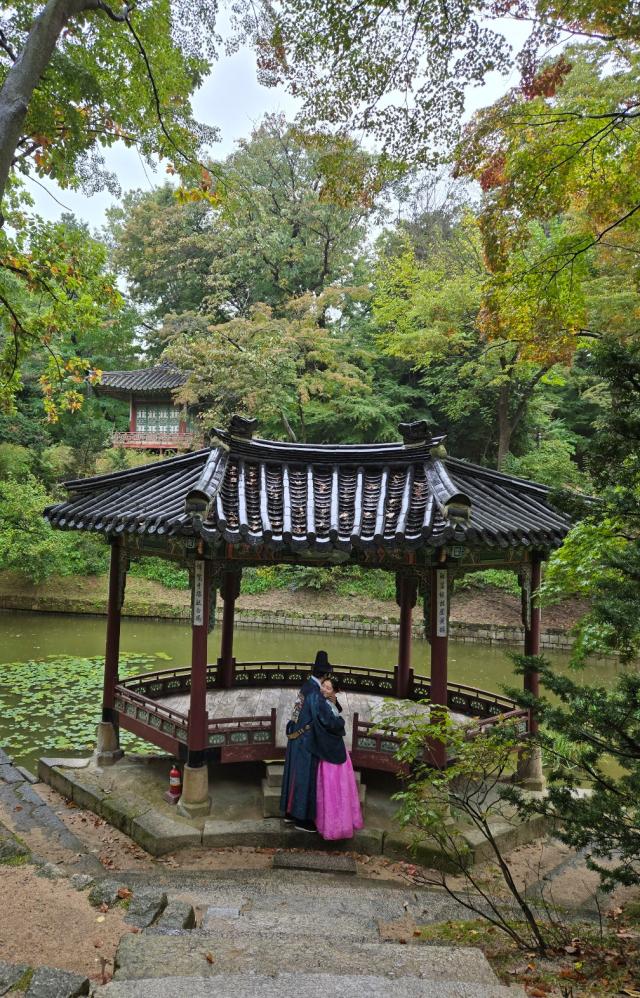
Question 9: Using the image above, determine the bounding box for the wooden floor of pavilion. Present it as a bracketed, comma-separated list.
[159, 688, 467, 750]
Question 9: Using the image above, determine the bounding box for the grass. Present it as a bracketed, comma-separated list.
[419, 917, 640, 996]
[13, 968, 34, 992]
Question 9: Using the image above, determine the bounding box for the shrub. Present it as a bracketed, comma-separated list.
[0, 443, 35, 481]
[129, 556, 189, 589]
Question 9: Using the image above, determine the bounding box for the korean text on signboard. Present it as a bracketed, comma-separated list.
[436, 569, 448, 637]
[193, 559, 205, 626]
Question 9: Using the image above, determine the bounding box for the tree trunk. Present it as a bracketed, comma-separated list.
[0, 0, 94, 210]
[496, 384, 512, 471]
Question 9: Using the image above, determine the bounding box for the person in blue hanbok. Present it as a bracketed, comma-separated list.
[280, 650, 338, 832]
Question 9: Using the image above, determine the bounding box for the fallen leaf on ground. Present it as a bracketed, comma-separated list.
[205, 952, 215, 964]
[117, 887, 133, 900]
[99, 902, 109, 913]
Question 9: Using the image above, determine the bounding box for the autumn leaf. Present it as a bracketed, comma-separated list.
[204, 952, 215, 964]
[117, 887, 133, 901]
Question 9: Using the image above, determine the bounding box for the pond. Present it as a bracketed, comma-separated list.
[0, 609, 627, 771]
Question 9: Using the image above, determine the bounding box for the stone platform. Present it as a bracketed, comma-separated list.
[38, 753, 550, 865]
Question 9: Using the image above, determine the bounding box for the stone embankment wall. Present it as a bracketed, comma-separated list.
[0, 593, 573, 650]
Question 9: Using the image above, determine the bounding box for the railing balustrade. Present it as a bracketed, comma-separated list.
[111, 431, 200, 450]
[114, 662, 526, 769]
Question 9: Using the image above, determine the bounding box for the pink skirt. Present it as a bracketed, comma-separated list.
[316, 753, 364, 841]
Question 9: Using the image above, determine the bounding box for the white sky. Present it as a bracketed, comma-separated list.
[23, 21, 530, 231]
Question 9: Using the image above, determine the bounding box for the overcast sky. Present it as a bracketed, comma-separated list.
[23, 21, 529, 231]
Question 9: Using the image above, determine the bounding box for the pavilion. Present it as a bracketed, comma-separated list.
[44, 416, 571, 816]
[94, 362, 199, 452]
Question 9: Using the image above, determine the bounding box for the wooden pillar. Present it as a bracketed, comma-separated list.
[524, 555, 542, 733]
[219, 568, 241, 689]
[429, 559, 449, 769]
[187, 557, 210, 763]
[97, 538, 126, 765]
[395, 573, 417, 698]
[517, 553, 544, 789]
[102, 538, 123, 722]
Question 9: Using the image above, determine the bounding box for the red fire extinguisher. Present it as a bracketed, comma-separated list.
[164, 764, 182, 804]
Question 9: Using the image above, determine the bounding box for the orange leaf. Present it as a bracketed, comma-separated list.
[205, 952, 215, 964]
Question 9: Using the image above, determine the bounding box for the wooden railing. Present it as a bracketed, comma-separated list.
[114, 684, 189, 755]
[112, 430, 200, 450]
[233, 661, 396, 696]
[208, 708, 277, 762]
[115, 663, 527, 768]
[351, 707, 530, 772]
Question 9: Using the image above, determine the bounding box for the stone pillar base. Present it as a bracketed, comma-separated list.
[176, 764, 211, 818]
[515, 743, 545, 791]
[94, 721, 124, 767]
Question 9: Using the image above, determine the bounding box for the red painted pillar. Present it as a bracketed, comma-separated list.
[395, 573, 417, 698]
[129, 395, 136, 432]
[219, 568, 241, 689]
[429, 560, 449, 769]
[102, 538, 124, 723]
[188, 557, 210, 763]
[523, 554, 542, 735]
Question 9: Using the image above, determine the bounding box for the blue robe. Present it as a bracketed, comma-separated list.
[280, 678, 346, 821]
[280, 677, 323, 821]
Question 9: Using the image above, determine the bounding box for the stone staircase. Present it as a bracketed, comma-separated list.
[95, 868, 525, 997]
[261, 762, 366, 818]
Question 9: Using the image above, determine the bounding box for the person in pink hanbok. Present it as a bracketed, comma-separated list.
[312, 676, 364, 841]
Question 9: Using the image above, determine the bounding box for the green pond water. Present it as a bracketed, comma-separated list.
[0, 610, 628, 770]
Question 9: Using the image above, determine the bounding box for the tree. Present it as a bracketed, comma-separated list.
[239, 0, 639, 169]
[165, 286, 405, 443]
[456, 44, 640, 362]
[0, 0, 218, 208]
[373, 218, 554, 468]
[109, 117, 390, 341]
[0, 213, 123, 414]
[510, 653, 640, 893]
[0, 0, 219, 407]
[506, 336, 640, 894]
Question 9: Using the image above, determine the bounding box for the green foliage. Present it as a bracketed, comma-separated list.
[509, 654, 640, 891]
[458, 45, 640, 364]
[502, 437, 587, 490]
[240, 564, 395, 600]
[542, 338, 640, 663]
[0, 476, 107, 582]
[454, 570, 519, 596]
[380, 701, 550, 953]
[129, 557, 189, 590]
[0, 443, 35, 481]
[372, 217, 562, 467]
[109, 117, 387, 333]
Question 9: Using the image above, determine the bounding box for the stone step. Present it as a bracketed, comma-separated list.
[113, 933, 501, 985]
[261, 778, 366, 818]
[99, 972, 526, 997]
[98, 870, 470, 927]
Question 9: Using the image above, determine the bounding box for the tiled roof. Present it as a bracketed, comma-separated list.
[95, 363, 187, 395]
[44, 420, 572, 553]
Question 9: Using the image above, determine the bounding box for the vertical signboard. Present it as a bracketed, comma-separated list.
[436, 569, 448, 637]
[192, 559, 205, 626]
